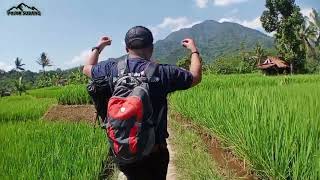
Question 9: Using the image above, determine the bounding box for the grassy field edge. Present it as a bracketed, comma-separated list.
[169, 110, 223, 180]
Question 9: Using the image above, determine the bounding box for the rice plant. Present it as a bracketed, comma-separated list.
[0, 121, 109, 179]
[28, 85, 91, 105]
[28, 86, 63, 99]
[0, 95, 56, 122]
[170, 74, 320, 179]
[57, 85, 91, 105]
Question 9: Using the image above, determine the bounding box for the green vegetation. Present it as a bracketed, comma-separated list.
[14, 57, 25, 72]
[28, 86, 63, 99]
[57, 84, 91, 105]
[36, 52, 53, 75]
[177, 43, 278, 75]
[169, 114, 223, 180]
[304, 9, 320, 73]
[206, 54, 254, 74]
[170, 74, 320, 179]
[0, 65, 88, 95]
[28, 85, 91, 105]
[13, 76, 27, 96]
[261, 1, 320, 73]
[261, 0, 305, 73]
[176, 56, 191, 70]
[193, 74, 320, 88]
[0, 121, 108, 179]
[0, 87, 111, 179]
[0, 95, 56, 122]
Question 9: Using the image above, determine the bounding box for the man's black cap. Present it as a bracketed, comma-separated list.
[125, 26, 153, 49]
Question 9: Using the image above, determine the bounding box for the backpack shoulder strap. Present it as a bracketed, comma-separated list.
[117, 55, 128, 77]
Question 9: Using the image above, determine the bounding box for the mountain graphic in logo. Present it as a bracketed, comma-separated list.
[7, 3, 41, 16]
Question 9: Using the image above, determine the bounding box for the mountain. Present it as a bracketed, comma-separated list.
[152, 20, 274, 64]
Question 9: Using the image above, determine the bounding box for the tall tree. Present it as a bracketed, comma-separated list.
[309, 9, 320, 47]
[260, 0, 305, 74]
[37, 52, 52, 75]
[14, 57, 25, 71]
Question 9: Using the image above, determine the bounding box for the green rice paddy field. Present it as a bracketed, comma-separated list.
[0, 87, 109, 179]
[1, 74, 320, 179]
[170, 74, 320, 179]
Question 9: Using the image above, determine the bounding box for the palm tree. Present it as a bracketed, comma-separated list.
[309, 9, 320, 47]
[37, 52, 52, 75]
[299, 18, 317, 58]
[14, 57, 25, 71]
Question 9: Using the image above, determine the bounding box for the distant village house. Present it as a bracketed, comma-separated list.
[258, 56, 290, 75]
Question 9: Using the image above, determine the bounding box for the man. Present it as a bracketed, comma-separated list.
[83, 26, 202, 180]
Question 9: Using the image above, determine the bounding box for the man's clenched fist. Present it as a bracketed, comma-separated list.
[97, 36, 112, 50]
[182, 38, 197, 52]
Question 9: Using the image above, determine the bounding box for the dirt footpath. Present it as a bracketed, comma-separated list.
[43, 105, 96, 123]
[117, 129, 177, 180]
[166, 127, 177, 180]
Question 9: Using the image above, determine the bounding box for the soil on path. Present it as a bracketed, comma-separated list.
[166, 127, 177, 180]
[43, 105, 96, 123]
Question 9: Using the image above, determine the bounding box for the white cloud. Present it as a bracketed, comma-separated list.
[301, 8, 313, 19]
[218, 17, 234, 23]
[241, 17, 262, 30]
[218, 17, 276, 36]
[0, 62, 13, 71]
[194, 0, 247, 8]
[68, 49, 91, 66]
[213, 0, 248, 6]
[150, 17, 201, 40]
[219, 16, 261, 30]
[158, 17, 200, 32]
[151, 17, 200, 34]
[195, 0, 209, 8]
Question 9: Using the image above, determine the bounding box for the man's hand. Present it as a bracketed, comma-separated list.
[182, 38, 197, 52]
[97, 36, 112, 51]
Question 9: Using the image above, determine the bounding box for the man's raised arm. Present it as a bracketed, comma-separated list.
[182, 38, 202, 86]
[83, 36, 112, 78]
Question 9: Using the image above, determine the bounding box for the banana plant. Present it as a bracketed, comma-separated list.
[14, 76, 27, 96]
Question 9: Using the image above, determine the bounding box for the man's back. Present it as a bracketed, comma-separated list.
[91, 57, 193, 144]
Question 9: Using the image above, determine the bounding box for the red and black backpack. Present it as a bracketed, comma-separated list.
[87, 57, 159, 164]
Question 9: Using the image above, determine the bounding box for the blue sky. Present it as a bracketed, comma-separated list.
[0, 0, 319, 72]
